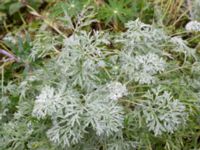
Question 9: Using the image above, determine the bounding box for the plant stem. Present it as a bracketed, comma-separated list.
[0, 49, 19, 62]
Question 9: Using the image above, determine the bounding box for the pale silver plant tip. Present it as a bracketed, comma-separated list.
[142, 87, 188, 136]
[32, 86, 63, 119]
[107, 82, 128, 100]
[3, 33, 16, 43]
[170, 36, 196, 59]
[189, 0, 200, 20]
[117, 19, 168, 54]
[185, 20, 200, 32]
[120, 52, 166, 84]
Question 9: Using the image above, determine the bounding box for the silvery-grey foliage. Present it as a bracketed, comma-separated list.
[170, 36, 196, 59]
[2, 33, 16, 44]
[30, 32, 59, 61]
[0, 120, 33, 150]
[57, 30, 110, 91]
[62, 31, 110, 61]
[107, 81, 128, 100]
[141, 86, 187, 136]
[32, 86, 63, 119]
[106, 132, 137, 150]
[185, 20, 200, 32]
[85, 83, 125, 136]
[190, 0, 200, 21]
[31, 82, 125, 147]
[0, 82, 18, 121]
[1, 17, 199, 149]
[120, 52, 166, 84]
[116, 19, 168, 54]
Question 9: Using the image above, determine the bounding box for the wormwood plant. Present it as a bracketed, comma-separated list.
[190, 0, 200, 21]
[1, 13, 200, 150]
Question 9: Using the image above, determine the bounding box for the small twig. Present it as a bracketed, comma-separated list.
[26, 5, 67, 39]
[187, 0, 193, 19]
[160, 64, 194, 75]
[0, 49, 19, 62]
[1, 64, 4, 95]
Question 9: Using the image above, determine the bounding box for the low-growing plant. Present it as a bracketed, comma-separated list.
[97, 0, 153, 30]
[97, 0, 133, 29]
[1, 3, 200, 150]
[189, 0, 200, 21]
